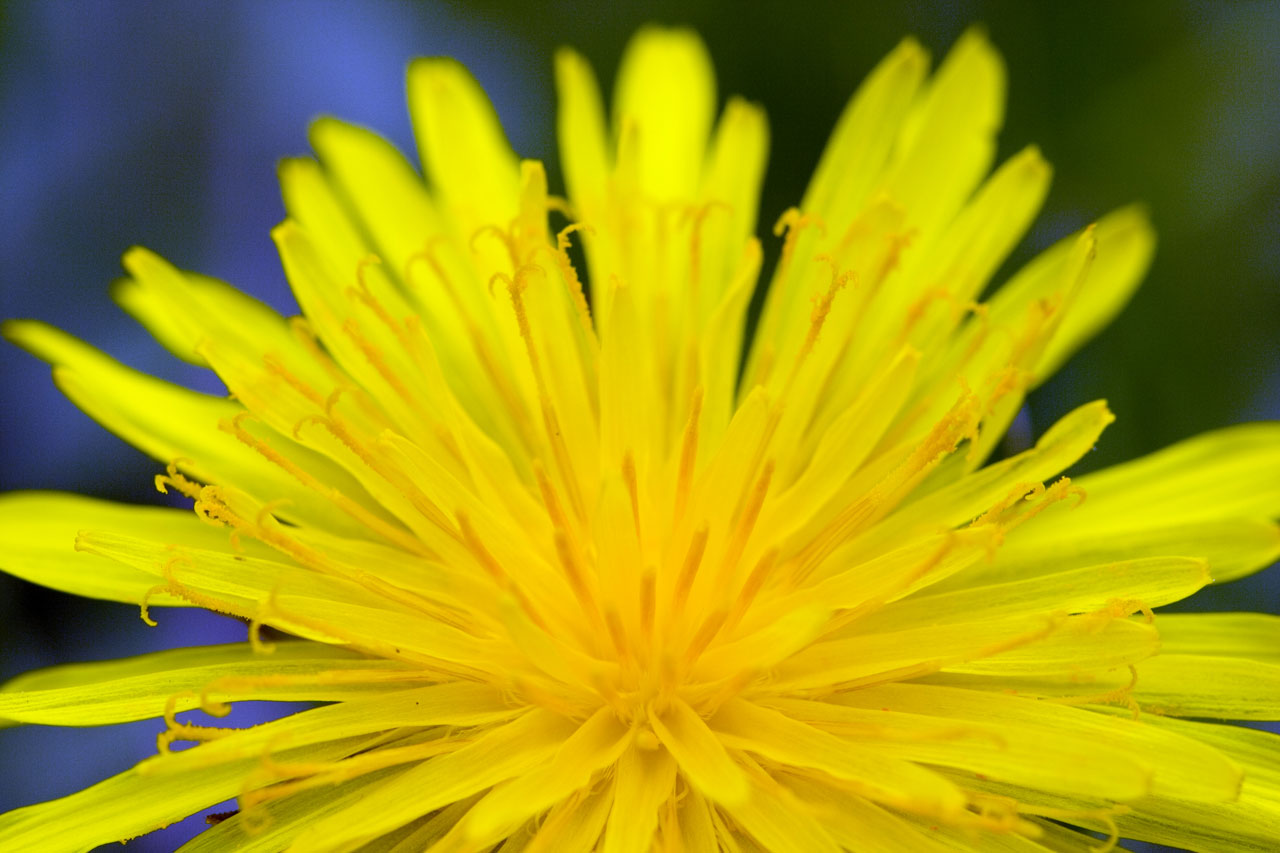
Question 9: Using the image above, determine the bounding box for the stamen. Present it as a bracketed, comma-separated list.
[796, 390, 980, 578]
[671, 525, 710, 619]
[780, 256, 854, 393]
[725, 547, 780, 630]
[500, 265, 588, 521]
[240, 734, 464, 811]
[287, 316, 382, 424]
[262, 353, 327, 408]
[157, 690, 234, 755]
[457, 510, 549, 634]
[639, 566, 657, 650]
[223, 411, 431, 556]
[683, 606, 728, 667]
[621, 450, 643, 541]
[471, 223, 520, 270]
[138, 584, 167, 627]
[1047, 664, 1142, 719]
[154, 459, 202, 499]
[716, 459, 775, 591]
[247, 589, 279, 654]
[673, 386, 703, 529]
[553, 222, 598, 343]
[552, 529, 606, 636]
[771, 207, 828, 283]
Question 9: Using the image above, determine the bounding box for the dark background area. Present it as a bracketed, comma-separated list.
[0, 1, 1276, 850]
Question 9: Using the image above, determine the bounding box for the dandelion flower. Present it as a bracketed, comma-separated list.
[3, 26, 1280, 853]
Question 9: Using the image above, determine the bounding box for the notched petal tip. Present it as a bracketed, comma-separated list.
[2, 318, 77, 364]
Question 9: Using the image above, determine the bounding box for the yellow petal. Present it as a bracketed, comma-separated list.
[554, 47, 610, 215]
[783, 774, 961, 853]
[1132, 655, 1280, 720]
[1002, 204, 1156, 382]
[857, 399, 1113, 555]
[955, 516, 1280, 591]
[838, 683, 1242, 802]
[767, 695, 1150, 802]
[179, 763, 411, 853]
[710, 698, 967, 818]
[612, 26, 715, 201]
[1110, 715, 1280, 851]
[285, 710, 574, 851]
[858, 555, 1210, 633]
[944, 615, 1160, 677]
[882, 26, 1005, 239]
[801, 36, 928, 228]
[0, 733, 375, 853]
[4, 321, 370, 536]
[463, 706, 632, 840]
[892, 144, 1052, 353]
[0, 642, 409, 726]
[717, 760, 843, 853]
[601, 744, 676, 853]
[1073, 421, 1280, 526]
[694, 96, 769, 316]
[0, 491, 225, 606]
[407, 56, 520, 226]
[524, 783, 613, 853]
[1156, 612, 1280, 662]
[776, 610, 1156, 692]
[140, 683, 519, 776]
[113, 247, 298, 369]
[650, 696, 749, 805]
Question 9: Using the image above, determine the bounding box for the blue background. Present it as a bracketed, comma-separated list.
[0, 1, 1277, 850]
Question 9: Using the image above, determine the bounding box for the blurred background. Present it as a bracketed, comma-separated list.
[0, 0, 1276, 849]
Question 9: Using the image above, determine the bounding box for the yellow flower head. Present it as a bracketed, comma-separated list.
[3, 26, 1280, 853]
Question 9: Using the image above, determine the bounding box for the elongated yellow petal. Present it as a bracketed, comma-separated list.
[1073, 422, 1280, 526]
[524, 784, 613, 853]
[0, 734, 376, 853]
[0, 642, 411, 726]
[858, 555, 1209, 632]
[711, 699, 967, 817]
[612, 26, 715, 201]
[945, 615, 1160, 677]
[801, 36, 928, 227]
[554, 47, 610, 216]
[1155, 612, 1280, 661]
[1020, 205, 1156, 381]
[286, 710, 573, 851]
[765, 695, 1151, 802]
[140, 683, 519, 776]
[0, 491, 229, 606]
[113, 247, 300, 369]
[4, 321, 373, 536]
[602, 744, 677, 853]
[1109, 715, 1280, 851]
[783, 774, 963, 853]
[718, 762, 843, 853]
[463, 706, 631, 840]
[955, 516, 1280, 590]
[856, 399, 1113, 554]
[839, 683, 1242, 801]
[177, 764, 410, 853]
[650, 696, 749, 805]
[407, 56, 521, 226]
[883, 27, 1004, 239]
[1131, 655, 1280, 719]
